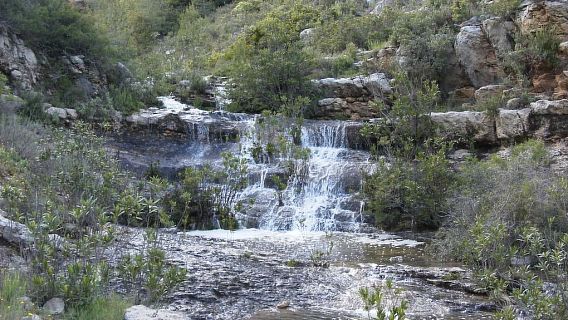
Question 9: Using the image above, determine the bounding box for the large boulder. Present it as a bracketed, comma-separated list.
[496, 108, 531, 140]
[124, 305, 188, 320]
[482, 17, 517, 56]
[518, 0, 568, 40]
[0, 211, 34, 247]
[0, 24, 39, 90]
[455, 24, 505, 88]
[313, 73, 391, 120]
[314, 73, 391, 99]
[0, 94, 25, 113]
[431, 111, 497, 144]
[474, 84, 509, 102]
[43, 297, 64, 315]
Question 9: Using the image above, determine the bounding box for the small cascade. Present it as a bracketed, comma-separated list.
[239, 120, 373, 232]
[121, 97, 374, 232]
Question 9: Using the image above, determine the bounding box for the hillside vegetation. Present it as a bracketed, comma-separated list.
[1, 0, 568, 319]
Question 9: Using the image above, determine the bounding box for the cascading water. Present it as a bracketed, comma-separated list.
[238, 119, 375, 232]
[115, 97, 374, 232]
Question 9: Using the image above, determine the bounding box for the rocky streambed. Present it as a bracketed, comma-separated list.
[114, 228, 494, 320]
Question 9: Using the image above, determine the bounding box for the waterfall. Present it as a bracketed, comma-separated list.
[238, 120, 372, 232]
[139, 97, 373, 232]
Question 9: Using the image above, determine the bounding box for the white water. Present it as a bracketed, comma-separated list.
[154, 97, 375, 232]
[238, 120, 374, 232]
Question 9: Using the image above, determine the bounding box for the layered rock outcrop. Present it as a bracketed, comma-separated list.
[518, 0, 568, 40]
[0, 24, 39, 90]
[312, 73, 392, 120]
[432, 99, 568, 145]
[455, 23, 506, 88]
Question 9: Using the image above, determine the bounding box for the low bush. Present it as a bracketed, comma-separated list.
[434, 140, 568, 318]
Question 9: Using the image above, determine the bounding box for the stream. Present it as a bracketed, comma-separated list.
[108, 97, 495, 319]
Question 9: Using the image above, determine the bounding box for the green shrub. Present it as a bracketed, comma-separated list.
[17, 92, 48, 122]
[109, 86, 144, 115]
[0, 272, 28, 320]
[0, 73, 8, 95]
[503, 27, 561, 79]
[1, 0, 109, 57]
[64, 295, 132, 320]
[364, 145, 455, 231]
[483, 0, 521, 18]
[434, 140, 568, 318]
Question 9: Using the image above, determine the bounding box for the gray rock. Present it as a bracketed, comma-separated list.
[43, 297, 64, 315]
[431, 111, 496, 144]
[530, 99, 568, 115]
[0, 24, 39, 90]
[518, 1, 568, 40]
[496, 108, 531, 140]
[46, 107, 68, 120]
[474, 84, 508, 102]
[560, 41, 568, 55]
[506, 97, 524, 109]
[115, 62, 133, 83]
[124, 305, 188, 320]
[482, 17, 516, 55]
[299, 28, 315, 43]
[65, 108, 79, 120]
[455, 25, 505, 87]
[0, 94, 25, 112]
[21, 315, 41, 320]
[0, 212, 34, 246]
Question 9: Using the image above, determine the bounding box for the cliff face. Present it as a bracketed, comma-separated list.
[0, 24, 39, 91]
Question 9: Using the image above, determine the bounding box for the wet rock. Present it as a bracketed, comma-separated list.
[277, 300, 290, 309]
[43, 297, 64, 315]
[125, 97, 250, 141]
[455, 24, 505, 87]
[237, 189, 278, 228]
[0, 24, 39, 90]
[124, 305, 188, 320]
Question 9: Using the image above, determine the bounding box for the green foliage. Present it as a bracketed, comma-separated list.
[63, 295, 132, 320]
[359, 279, 408, 320]
[166, 152, 247, 230]
[504, 27, 562, 81]
[17, 92, 48, 122]
[0, 73, 8, 95]
[223, 10, 318, 114]
[483, 0, 521, 18]
[362, 73, 452, 231]
[109, 86, 144, 115]
[0, 272, 28, 320]
[118, 230, 186, 304]
[0, 0, 109, 57]
[435, 140, 568, 318]
[364, 143, 454, 231]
